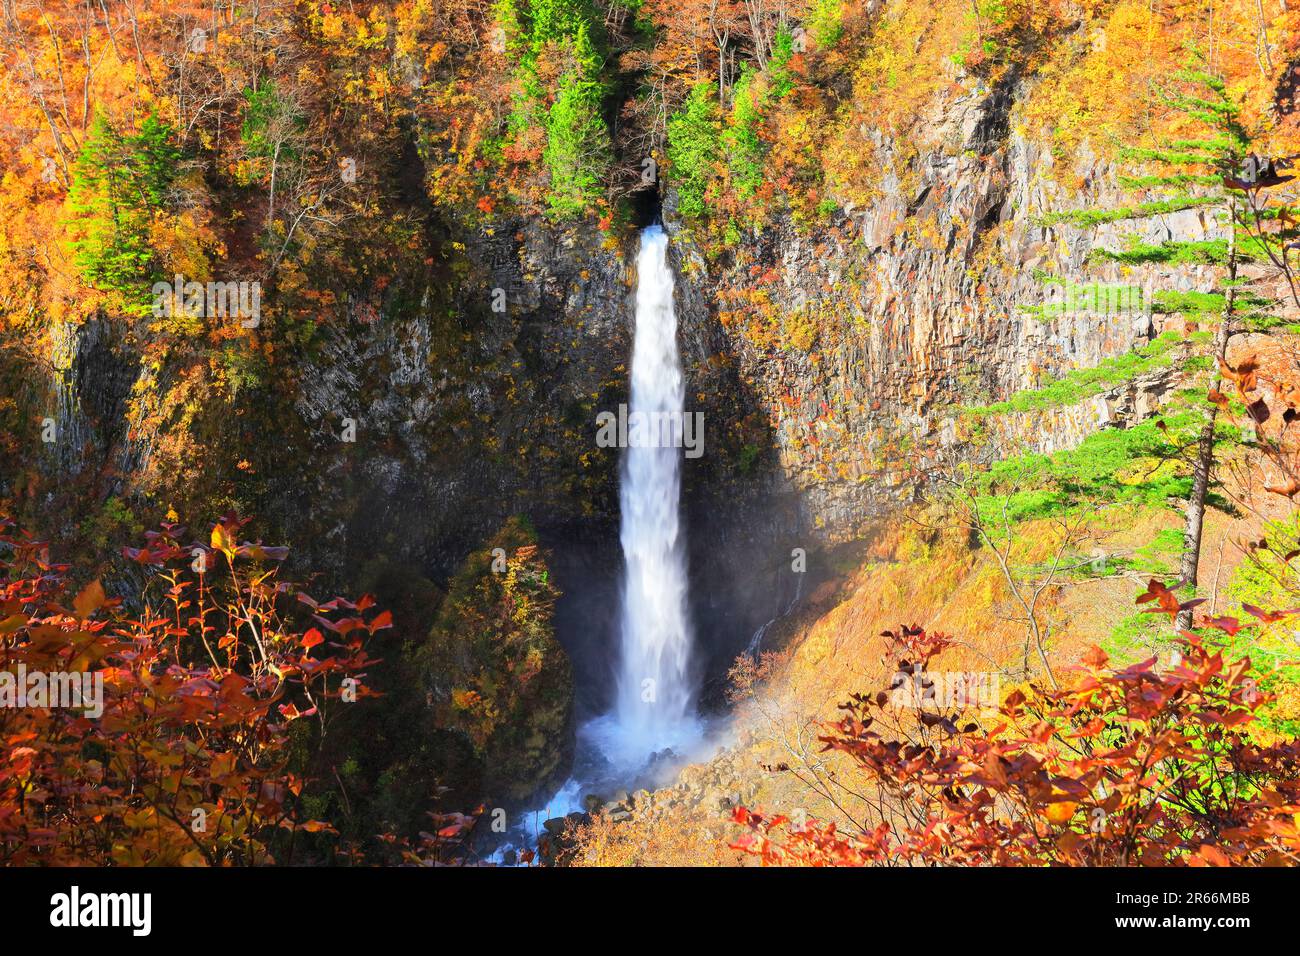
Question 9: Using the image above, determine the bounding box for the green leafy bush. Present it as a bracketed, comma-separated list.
[807, 0, 844, 49]
[724, 67, 766, 198]
[499, 0, 612, 218]
[541, 24, 611, 218]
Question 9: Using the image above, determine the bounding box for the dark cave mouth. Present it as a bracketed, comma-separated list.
[629, 184, 661, 228]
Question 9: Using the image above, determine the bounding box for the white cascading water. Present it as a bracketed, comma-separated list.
[615, 224, 695, 755]
[486, 225, 706, 862]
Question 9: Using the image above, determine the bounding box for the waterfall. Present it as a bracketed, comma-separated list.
[615, 225, 696, 755]
[485, 225, 706, 863]
[745, 571, 805, 659]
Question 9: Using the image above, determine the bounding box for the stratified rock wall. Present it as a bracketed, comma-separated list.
[669, 76, 1218, 548]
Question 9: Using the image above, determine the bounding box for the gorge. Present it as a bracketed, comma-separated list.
[3, 0, 1300, 872]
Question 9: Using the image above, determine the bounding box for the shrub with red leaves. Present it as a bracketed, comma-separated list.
[733, 584, 1300, 866]
[0, 515, 386, 865]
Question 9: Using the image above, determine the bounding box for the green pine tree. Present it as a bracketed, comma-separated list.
[666, 81, 721, 220]
[1042, 68, 1296, 621]
[67, 112, 181, 315]
[496, 0, 612, 219]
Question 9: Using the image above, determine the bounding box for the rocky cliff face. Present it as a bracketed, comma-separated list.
[667, 74, 1215, 550]
[286, 216, 631, 579]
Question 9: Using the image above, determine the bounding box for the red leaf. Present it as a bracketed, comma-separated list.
[1203, 616, 1247, 636]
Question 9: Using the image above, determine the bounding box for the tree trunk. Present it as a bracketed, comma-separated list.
[1176, 199, 1237, 628]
